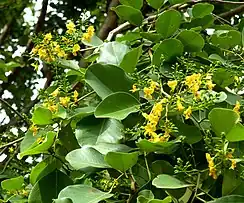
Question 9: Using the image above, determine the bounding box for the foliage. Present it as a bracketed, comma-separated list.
[1, 0, 244, 203]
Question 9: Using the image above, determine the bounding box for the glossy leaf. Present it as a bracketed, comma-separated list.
[105, 151, 139, 172]
[152, 174, 193, 189]
[95, 92, 140, 120]
[226, 123, 244, 142]
[136, 139, 180, 154]
[113, 5, 143, 26]
[153, 39, 183, 65]
[58, 185, 113, 203]
[177, 30, 205, 52]
[66, 147, 110, 169]
[120, 0, 143, 10]
[85, 63, 134, 99]
[28, 170, 72, 203]
[192, 3, 214, 18]
[32, 106, 53, 125]
[146, 0, 164, 9]
[208, 195, 244, 203]
[1, 176, 24, 191]
[120, 45, 142, 73]
[156, 10, 181, 38]
[18, 131, 56, 159]
[209, 108, 239, 136]
[75, 116, 124, 146]
[97, 42, 129, 66]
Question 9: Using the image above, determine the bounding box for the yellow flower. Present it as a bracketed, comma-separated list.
[21, 189, 29, 197]
[233, 101, 241, 113]
[149, 80, 160, 90]
[9, 147, 14, 153]
[73, 90, 79, 103]
[167, 80, 177, 91]
[206, 80, 216, 90]
[152, 102, 163, 117]
[66, 21, 76, 34]
[30, 124, 38, 136]
[32, 46, 39, 54]
[57, 49, 66, 58]
[184, 106, 192, 120]
[230, 159, 237, 170]
[130, 84, 139, 93]
[37, 137, 45, 144]
[160, 131, 170, 142]
[144, 123, 157, 137]
[185, 73, 201, 94]
[176, 99, 184, 111]
[50, 88, 59, 97]
[144, 87, 154, 99]
[44, 33, 52, 42]
[48, 104, 58, 113]
[206, 153, 217, 179]
[59, 97, 70, 107]
[72, 44, 80, 56]
[87, 26, 95, 35]
[161, 98, 168, 104]
[38, 48, 47, 59]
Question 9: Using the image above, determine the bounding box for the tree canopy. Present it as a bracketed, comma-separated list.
[1, 0, 244, 202]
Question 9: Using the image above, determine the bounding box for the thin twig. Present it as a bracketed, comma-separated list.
[0, 98, 29, 126]
[0, 137, 24, 149]
[191, 173, 201, 203]
[77, 91, 96, 102]
[144, 152, 151, 180]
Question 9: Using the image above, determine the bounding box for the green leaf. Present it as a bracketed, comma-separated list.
[213, 68, 234, 88]
[30, 156, 60, 186]
[146, 0, 164, 9]
[208, 195, 244, 203]
[151, 160, 174, 175]
[92, 143, 132, 155]
[105, 151, 138, 172]
[222, 170, 244, 196]
[168, 0, 188, 4]
[1, 176, 24, 191]
[53, 198, 73, 203]
[59, 124, 80, 152]
[67, 107, 95, 120]
[242, 28, 244, 47]
[57, 185, 113, 203]
[226, 123, 244, 142]
[156, 10, 181, 38]
[192, 3, 214, 18]
[153, 39, 183, 65]
[120, 0, 143, 10]
[75, 116, 124, 146]
[58, 59, 85, 75]
[210, 30, 241, 49]
[136, 139, 180, 154]
[138, 190, 154, 200]
[173, 121, 202, 144]
[32, 106, 53, 125]
[28, 170, 72, 203]
[97, 42, 129, 66]
[152, 174, 193, 189]
[140, 32, 162, 42]
[208, 108, 239, 136]
[117, 31, 141, 42]
[120, 45, 142, 73]
[177, 30, 205, 52]
[52, 104, 67, 119]
[82, 35, 103, 47]
[18, 131, 56, 159]
[85, 63, 134, 99]
[113, 5, 143, 26]
[66, 147, 110, 169]
[95, 92, 140, 120]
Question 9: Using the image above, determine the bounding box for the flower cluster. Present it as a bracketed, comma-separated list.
[185, 73, 202, 96]
[82, 26, 95, 42]
[206, 153, 217, 179]
[143, 80, 160, 99]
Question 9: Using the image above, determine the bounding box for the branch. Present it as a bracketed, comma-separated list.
[98, 0, 120, 40]
[0, 137, 24, 149]
[0, 98, 29, 126]
[219, 5, 244, 18]
[0, 18, 13, 46]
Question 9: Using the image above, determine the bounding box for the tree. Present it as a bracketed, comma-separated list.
[1, 0, 244, 202]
